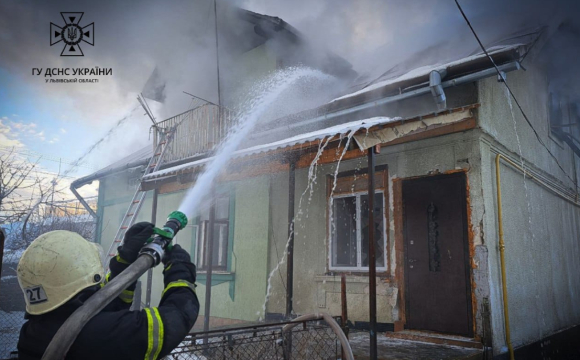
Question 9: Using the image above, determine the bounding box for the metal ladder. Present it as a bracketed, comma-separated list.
[103, 127, 175, 267]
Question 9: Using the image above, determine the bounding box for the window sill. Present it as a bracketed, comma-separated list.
[196, 272, 235, 286]
[315, 274, 392, 283]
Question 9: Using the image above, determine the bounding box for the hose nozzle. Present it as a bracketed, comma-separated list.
[139, 210, 188, 266]
[168, 211, 188, 229]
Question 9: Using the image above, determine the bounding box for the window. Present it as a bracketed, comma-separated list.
[550, 93, 580, 139]
[329, 191, 387, 271]
[195, 196, 230, 272]
[549, 93, 580, 155]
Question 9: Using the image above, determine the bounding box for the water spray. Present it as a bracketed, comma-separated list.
[42, 211, 188, 360]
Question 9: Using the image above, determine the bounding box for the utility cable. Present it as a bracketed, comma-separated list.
[0, 147, 96, 170]
[454, 0, 578, 190]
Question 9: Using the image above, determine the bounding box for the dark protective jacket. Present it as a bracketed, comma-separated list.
[17, 255, 199, 360]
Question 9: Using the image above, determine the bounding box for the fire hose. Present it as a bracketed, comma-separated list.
[282, 312, 354, 360]
[41, 211, 188, 360]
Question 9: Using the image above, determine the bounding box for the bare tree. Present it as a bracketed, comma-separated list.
[0, 149, 96, 252]
[0, 148, 42, 225]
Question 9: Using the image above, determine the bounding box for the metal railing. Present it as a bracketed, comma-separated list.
[167, 317, 344, 360]
[157, 104, 237, 164]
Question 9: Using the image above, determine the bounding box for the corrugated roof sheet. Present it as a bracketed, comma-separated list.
[142, 116, 399, 181]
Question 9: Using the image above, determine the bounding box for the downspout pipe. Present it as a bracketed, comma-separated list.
[69, 183, 97, 219]
[69, 158, 151, 221]
[253, 61, 521, 138]
[495, 154, 514, 360]
[429, 70, 447, 111]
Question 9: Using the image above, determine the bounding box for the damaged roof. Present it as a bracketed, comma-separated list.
[75, 27, 541, 187]
[345, 27, 544, 100]
[223, 8, 356, 79]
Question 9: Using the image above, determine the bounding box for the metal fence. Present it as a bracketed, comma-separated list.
[0, 237, 26, 360]
[158, 104, 237, 164]
[167, 317, 343, 360]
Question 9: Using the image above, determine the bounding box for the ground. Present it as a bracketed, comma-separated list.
[349, 332, 482, 360]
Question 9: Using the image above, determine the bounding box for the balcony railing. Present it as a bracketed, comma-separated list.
[157, 104, 237, 164]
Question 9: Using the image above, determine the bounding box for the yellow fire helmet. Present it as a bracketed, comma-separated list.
[17, 230, 105, 315]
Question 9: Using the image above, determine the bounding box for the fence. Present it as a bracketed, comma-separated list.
[158, 104, 237, 165]
[168, 317, 343, 360]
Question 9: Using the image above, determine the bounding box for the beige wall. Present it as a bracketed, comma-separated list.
[478, 65, 580, 353]
[265, 130, 484, 327]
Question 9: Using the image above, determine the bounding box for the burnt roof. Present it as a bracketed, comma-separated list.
[77, 26, 542, 185]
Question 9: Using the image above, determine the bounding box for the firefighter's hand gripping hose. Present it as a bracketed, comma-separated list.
[41, 211, 188, 360]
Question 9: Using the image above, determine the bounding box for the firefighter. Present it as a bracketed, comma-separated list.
[16, 222, 199, 360]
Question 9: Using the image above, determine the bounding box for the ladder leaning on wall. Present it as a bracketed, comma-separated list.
[102, 127, 176, 268]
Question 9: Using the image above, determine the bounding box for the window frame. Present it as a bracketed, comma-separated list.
[192, 192, 234, 273]
[328, 190, 388, 272]
[548, 92, 567, 148]
[196, 220, 230, 272]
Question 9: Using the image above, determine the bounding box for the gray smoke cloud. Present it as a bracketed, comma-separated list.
[239, 0, 579, 88]
[1, 0, 579, 170]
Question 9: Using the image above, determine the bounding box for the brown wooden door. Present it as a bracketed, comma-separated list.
[403, 173, 473, 336]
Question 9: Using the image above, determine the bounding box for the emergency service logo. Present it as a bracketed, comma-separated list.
[50, 12, 94, 56]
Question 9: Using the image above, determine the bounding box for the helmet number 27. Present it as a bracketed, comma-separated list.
[24, 285, 48, 304]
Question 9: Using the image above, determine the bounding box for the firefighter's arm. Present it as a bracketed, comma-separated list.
[76, 245, 198, 360]
[153, 244, 199, 359]
[75, 275, 198, 360]
[104, 222, 155, 309]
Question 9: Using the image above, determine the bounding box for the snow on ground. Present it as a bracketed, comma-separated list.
[348, 331, 481, 360]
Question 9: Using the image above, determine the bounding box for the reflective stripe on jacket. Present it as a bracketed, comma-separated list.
[17, 256, 199, 360]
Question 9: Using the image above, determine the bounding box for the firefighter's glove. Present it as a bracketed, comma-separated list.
[162, 244, 196, 286]
[118, 222, 155, 263]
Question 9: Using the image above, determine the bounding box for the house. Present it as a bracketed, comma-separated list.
[72, 13, 580, 359]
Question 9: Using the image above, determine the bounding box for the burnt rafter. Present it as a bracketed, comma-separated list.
[427, 202, 441, 272]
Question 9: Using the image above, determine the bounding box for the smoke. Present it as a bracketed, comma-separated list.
[240, 0, 580, 91]
[0, 0, 221, 169]
[2, 0, 579, 171]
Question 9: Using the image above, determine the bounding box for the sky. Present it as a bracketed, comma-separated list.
[0, 0, 222, 199]
[0, 0, 578, 200]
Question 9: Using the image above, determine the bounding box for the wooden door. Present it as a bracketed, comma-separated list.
[403, 173, 473, 336]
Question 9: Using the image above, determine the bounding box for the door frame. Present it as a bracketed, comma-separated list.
[394, 171, 474, 337]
